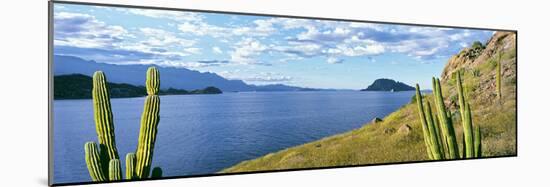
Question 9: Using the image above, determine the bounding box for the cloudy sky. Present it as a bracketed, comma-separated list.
[53, 3, 495, 89]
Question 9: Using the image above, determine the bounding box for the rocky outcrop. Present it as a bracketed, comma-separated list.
[439, 31, 516, 111]
[441, 31, 517, 81]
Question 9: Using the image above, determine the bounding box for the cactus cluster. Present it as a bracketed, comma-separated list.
[415, 72, 482, 160]
[84, 67, 162, 182]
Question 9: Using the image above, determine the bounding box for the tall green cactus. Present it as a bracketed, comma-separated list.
[92, 71, 120, 164]
[135, 67, 161, 179]
[415, 85, 444, 160]
[84, 67, 162, 182]
[456, 72, 474, 158]
[433, 77, 459, 159]
[416, 74, 482, 160]
[108, 159, 122, 181]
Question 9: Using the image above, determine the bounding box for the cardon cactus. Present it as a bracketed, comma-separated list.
[135, 67, 161, 179]
[456, 72, 474, 158]
[432, 77, 459, 159]
[415, 85, 444, 160]
[415, 74, 482, 160]
[92, 71, 120, 163]
[84, 67, 162, 182]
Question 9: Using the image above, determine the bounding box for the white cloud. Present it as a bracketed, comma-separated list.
[245, 72, 293, 82]
[126, 9, 203, 22]
[219, 71, 293, 83]
[183, 47, 201, 54]
[177, 18, 277, 38]
[55, 7, 493, 68]
[230, 38, 268, 64]
[139, 27, 195, 47]
[212, 46, 223, 54]
[54, 12, 128, 48]
[327, 57, 344, 64]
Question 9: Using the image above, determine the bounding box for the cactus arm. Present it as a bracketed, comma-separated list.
[92, 71, 119, 161]
[457, 72, 474, 158]
[424, 101, 443, 159]
[462, 103, 474, 158]
[125, 153, 136, 180]
[135, 67, 161, 178]
[415, 84, 435, 160]
[146, 67, 160, 95]
[433, 78, 459, 159]
[108, 159, 122, 181]
[84, 142, 107, 182]
[474, 125, 482, 157]
[456, 72, 466, 121]
[433, 114, 446, 158]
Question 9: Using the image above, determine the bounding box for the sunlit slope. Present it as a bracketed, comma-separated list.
[222, 32, 516, 173]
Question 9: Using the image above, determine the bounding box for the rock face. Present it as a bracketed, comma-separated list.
[361, 78, 415, 92]
[439, 31, 516, 110]
[441, 31, 517, 82]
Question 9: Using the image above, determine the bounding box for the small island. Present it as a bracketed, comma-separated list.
[360, 78, 415, 92]
[54, 74, 222, 100]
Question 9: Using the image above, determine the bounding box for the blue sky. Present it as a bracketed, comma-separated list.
[53, 3, 495, 89]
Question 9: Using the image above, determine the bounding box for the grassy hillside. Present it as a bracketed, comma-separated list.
[222, 32, 516, 173]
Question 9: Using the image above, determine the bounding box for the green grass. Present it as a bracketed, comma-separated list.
[222, 49, 517, 173]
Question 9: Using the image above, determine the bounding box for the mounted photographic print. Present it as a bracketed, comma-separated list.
[49, 1, 517, 185]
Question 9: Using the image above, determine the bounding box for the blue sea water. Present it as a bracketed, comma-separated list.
[53, 91, 414, 184]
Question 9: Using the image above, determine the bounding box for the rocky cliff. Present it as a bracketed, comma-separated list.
[442, 31, 516, 81]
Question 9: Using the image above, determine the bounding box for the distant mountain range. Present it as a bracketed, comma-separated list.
[54, 74, 222, 99]
[361, 78, 415, 92]
[53, 55, 321, 92]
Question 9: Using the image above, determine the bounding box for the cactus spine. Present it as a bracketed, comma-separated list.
[416, 74, 482, 160]
[108, 159, 122, 181]
[85, 67, 162, 182]
[125, 153, 136, 180]
[84, 142, 106, 182]
[135, 67, 161, 179]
